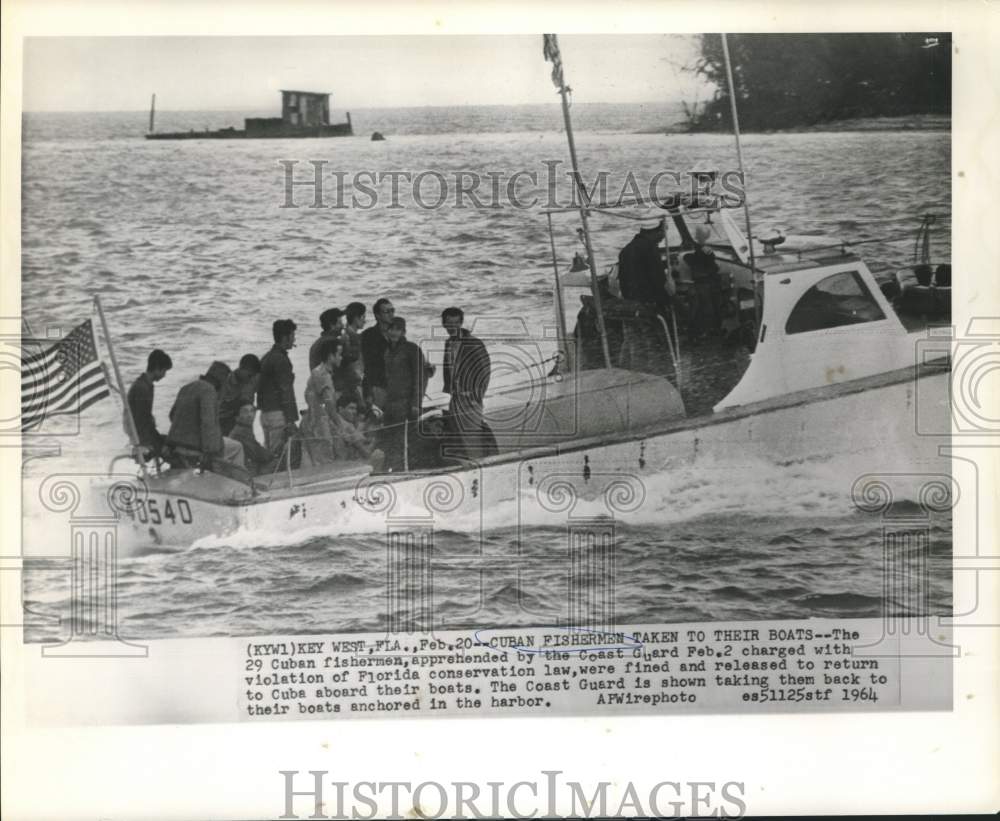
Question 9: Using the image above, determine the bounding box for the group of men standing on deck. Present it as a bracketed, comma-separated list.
[125, 299, 495, 477]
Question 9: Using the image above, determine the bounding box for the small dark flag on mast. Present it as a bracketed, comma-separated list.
[543, 33, 564, 89]
[21, 319, 110, 432]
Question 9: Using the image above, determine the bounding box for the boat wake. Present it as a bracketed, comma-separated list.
[186, 451, 893, 551]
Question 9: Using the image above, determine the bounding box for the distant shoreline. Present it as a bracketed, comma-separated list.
[661, 113, 951, 135]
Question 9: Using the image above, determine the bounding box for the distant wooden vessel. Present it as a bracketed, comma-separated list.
[145, 90, 353, 140]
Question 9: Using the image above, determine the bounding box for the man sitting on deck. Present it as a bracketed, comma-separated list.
[166, 361, 245, 471]
[228, 403, 274, 477]
[218, 353, 261, 436]
[126, 348, 172, 463]
[332, 392, 379, 464]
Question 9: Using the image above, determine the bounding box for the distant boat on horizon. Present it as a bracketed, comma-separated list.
[145, 89, 353, 140]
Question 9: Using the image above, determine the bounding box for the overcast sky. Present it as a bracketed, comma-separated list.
[23, 35, 708, 111]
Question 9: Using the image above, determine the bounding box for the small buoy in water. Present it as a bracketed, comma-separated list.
[371, 131, 385, 141]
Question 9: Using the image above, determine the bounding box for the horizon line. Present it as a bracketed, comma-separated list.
[23, 99, 686, 115]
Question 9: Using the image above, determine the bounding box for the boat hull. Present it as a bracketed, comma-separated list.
[112, 363, 950, 554]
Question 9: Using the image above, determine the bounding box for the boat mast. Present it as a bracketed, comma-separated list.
[544, 34, 613, 370]
[148, 93, 156, 134]
[720, 35, 760, 329]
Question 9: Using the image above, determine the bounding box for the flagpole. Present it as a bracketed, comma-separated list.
[720, 34, 760, 330]
[546, 211, 571, 370]
[546, 34, 613, 370]
[93, 295, 148, 477]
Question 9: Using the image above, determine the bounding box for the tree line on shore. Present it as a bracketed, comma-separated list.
[684, 33, 951, 132]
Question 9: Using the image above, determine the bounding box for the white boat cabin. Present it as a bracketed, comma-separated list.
[716, 250, 917, 409]
[554, 199, 950, 417]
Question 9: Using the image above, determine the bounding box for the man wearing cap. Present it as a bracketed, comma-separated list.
[166, 361, 245, 470]
[258, 319, 299, 462]
[617, 222, 675, 372]
[618, 222, 675, 309]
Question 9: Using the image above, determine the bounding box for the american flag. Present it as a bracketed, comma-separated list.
[543, 34, 564, 90]
[21, 319, 110, 433]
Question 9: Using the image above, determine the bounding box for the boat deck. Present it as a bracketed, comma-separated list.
[672, 336, 752, 416]
[579, 324, 752, 418]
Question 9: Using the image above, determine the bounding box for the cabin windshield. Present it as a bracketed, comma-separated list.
[785, 271, 885, 334]
[666, 209, 751, 266]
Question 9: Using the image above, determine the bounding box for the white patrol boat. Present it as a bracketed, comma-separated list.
[103, 195, 951, 554]
[101, 35, 952, 554]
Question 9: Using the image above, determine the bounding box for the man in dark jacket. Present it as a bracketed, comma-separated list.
[334, 301, 366, 401]
[257, 319, 299, 461]
[684, 224, 722, 340]
[166, 361, 244, 470]
[360, 297, 394, 409]
[380, 317, 426, 471]
[441, 307, 494, 459]
[218, 353, 260, 436]
[618, 223, 676, 372]
[618, 223, 674, 310]
[126, 348, 172, 461]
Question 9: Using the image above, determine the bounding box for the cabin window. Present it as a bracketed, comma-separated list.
[785, 271, 885, 334]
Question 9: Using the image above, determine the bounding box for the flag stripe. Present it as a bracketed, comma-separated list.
[22, 361, 102, 412]
[23, 371, 106, 422]
[21, 347, 60, 380]
[22, 362, 105, 415]
[22, 344, 58, 370]
[21, 361, 68, 403]
[47, 369, 108, 414]
[21, 378, 109, 430]
[21, 388, 111, 432]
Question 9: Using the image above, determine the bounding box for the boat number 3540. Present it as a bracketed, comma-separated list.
[125, 498, 194, 525]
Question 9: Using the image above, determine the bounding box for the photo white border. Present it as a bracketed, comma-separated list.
[2, 0, 998, 817]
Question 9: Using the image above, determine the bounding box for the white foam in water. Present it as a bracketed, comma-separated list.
[187, 450, 877, 551]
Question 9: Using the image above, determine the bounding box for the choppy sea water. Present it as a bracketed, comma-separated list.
[20, 105, 951, 641]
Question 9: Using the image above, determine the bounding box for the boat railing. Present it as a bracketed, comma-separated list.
[254, 435, 348, 491]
